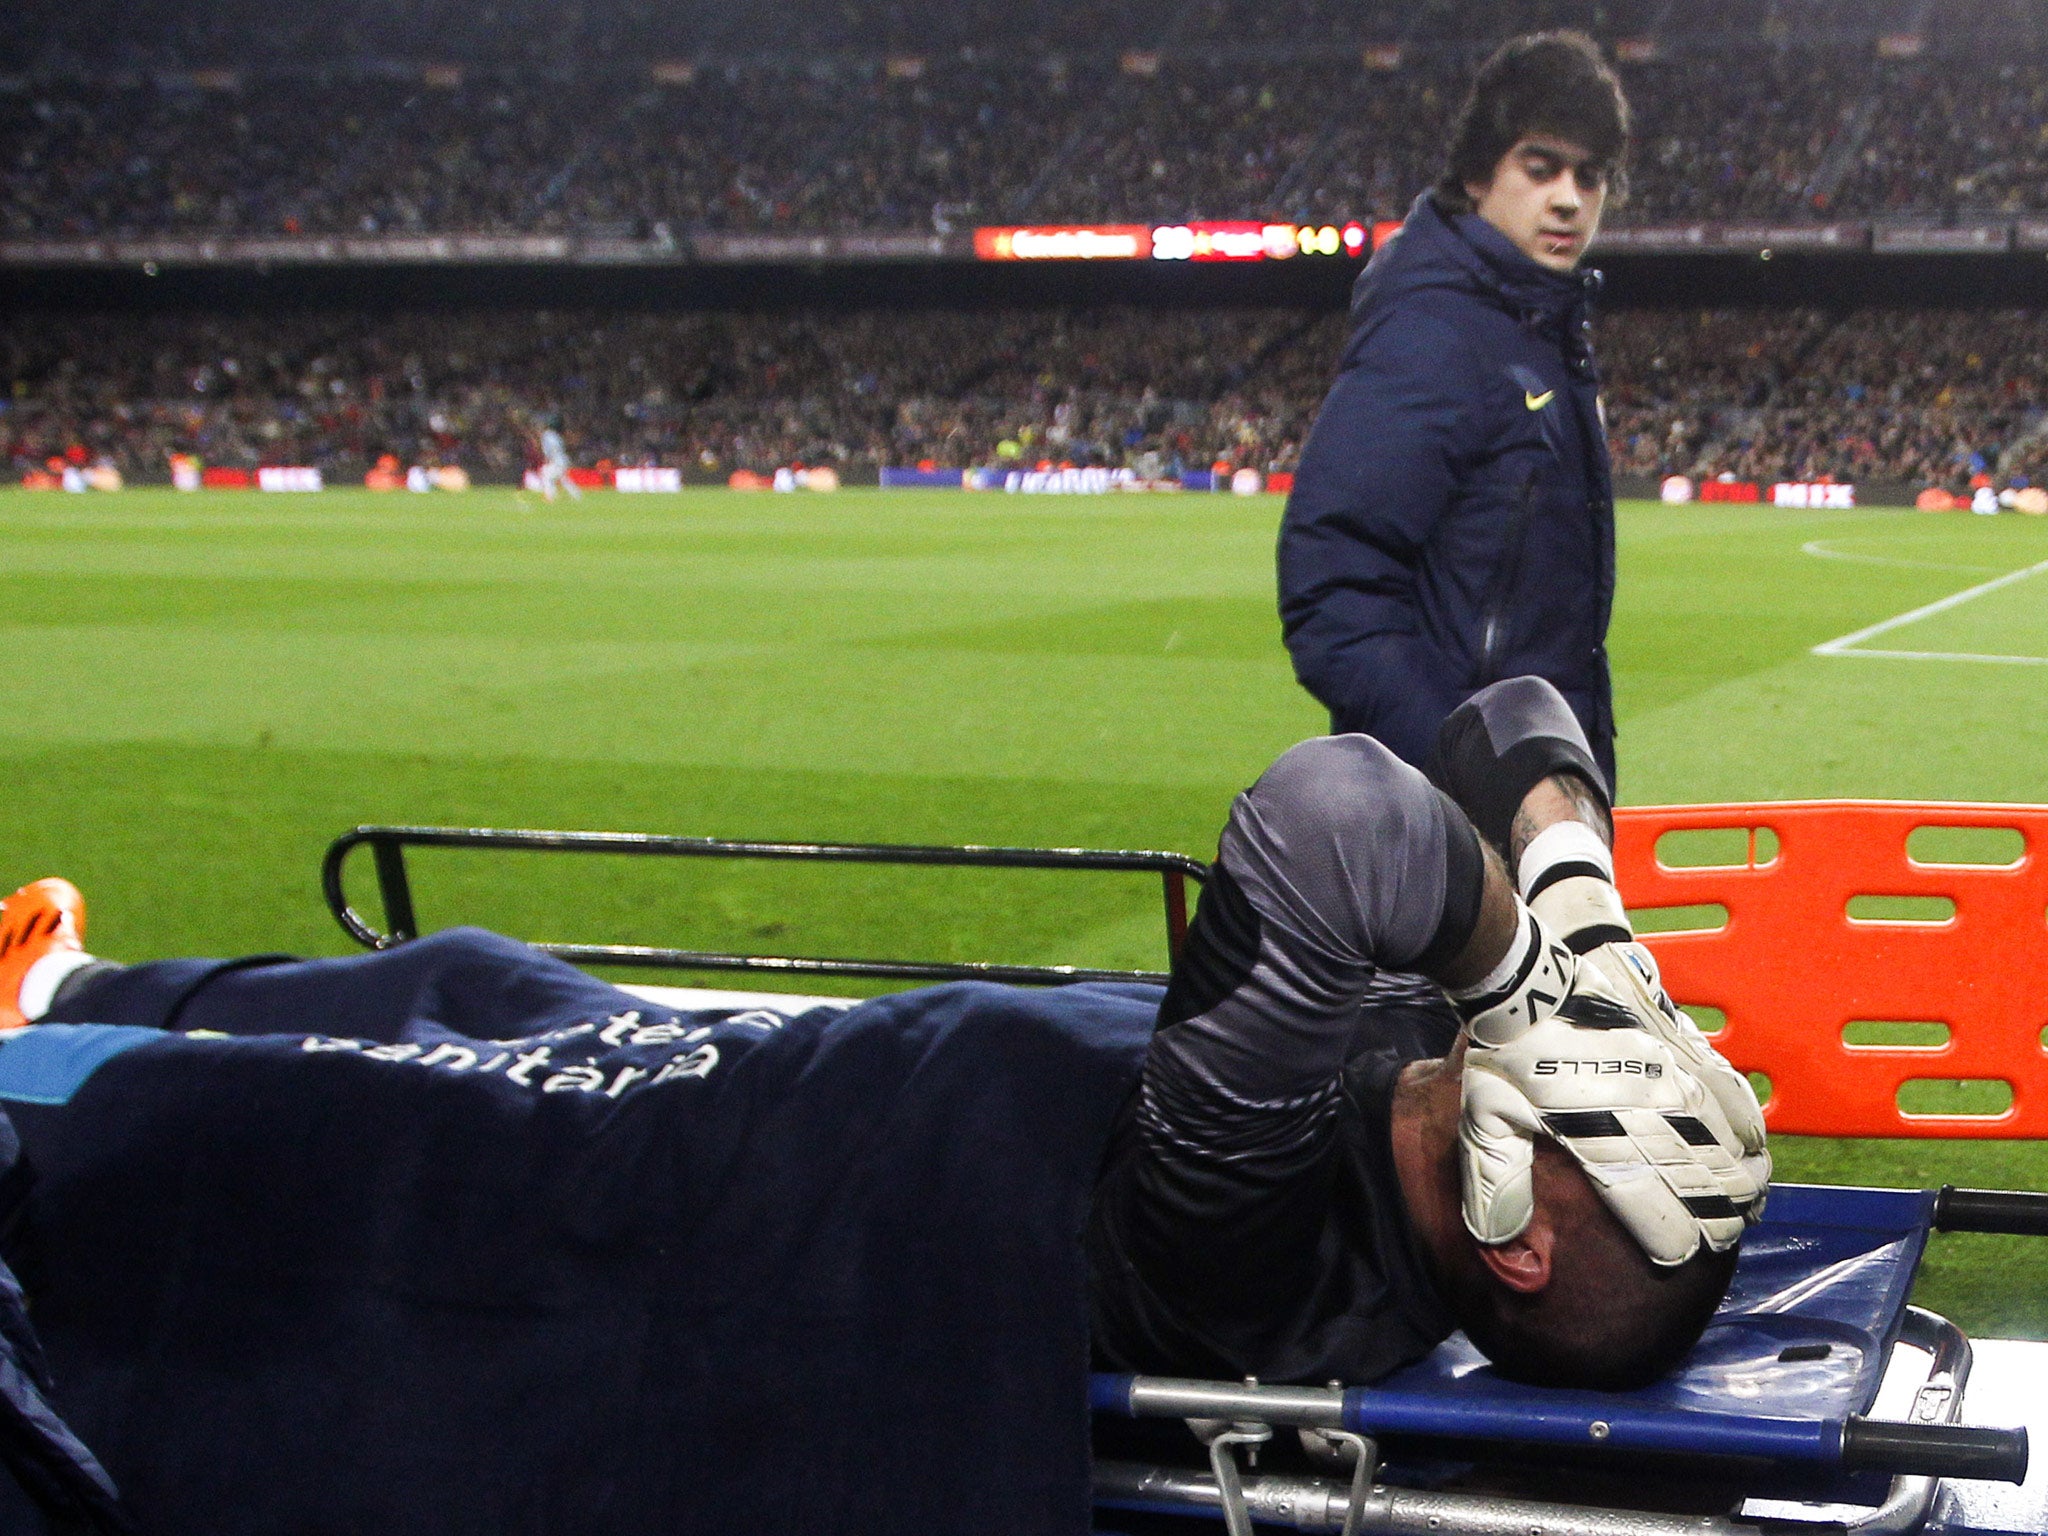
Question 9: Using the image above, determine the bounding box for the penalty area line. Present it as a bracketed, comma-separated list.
[1812, 554, 2048, 663]
[1818, 647, 2048, 666]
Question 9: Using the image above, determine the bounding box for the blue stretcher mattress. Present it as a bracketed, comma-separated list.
[1095, 1183, 1934, 1469]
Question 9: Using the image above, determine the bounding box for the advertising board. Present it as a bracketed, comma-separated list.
[256, 466, 322, 492]
[973, 221, 1366, 262]
[1771, 481, 1856, 508]
[615, 467, 682, 493]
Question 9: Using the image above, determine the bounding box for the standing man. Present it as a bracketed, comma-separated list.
[1279, 32, 1629, 787]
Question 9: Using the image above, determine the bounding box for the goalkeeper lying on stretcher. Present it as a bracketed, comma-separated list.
[0, 677, 1767, 1535]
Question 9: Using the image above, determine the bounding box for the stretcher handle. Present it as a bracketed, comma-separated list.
[1932, 1186, 2048, 1236]
[1840, 1420, 2028, 1485]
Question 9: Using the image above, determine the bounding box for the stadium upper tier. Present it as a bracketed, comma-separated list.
[17, 0, 2004, 70]
[5, 0, 2048, 237]
[7, 306, 2046, 493]
[0, 58, 2036, 240]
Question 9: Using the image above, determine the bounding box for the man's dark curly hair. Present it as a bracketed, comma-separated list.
[1434, 31, 1631, 213]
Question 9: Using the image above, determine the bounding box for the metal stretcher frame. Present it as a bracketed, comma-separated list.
[1093, 1180, 2042, 1535]
[323, 823, 1206, 987]
[321, 817, 2046, 1536]
[1095, 1306, 1972, 1536]
[1091, 1307, 2026, 1536]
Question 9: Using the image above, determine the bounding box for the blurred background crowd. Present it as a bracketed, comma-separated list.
[9, 305, 2048, 490]
[7, 0, 2048, 238]
[10, 0, 2048, 494]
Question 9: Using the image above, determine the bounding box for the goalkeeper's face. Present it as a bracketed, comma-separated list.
[1465, 135, 1609, 273]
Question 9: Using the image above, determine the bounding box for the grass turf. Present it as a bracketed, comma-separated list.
[3, 485, 2048, 1337]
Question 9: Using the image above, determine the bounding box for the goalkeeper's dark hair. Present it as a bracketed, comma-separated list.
[1434, 31, 1631, 213]
[1447, 1140, 1738, 1390]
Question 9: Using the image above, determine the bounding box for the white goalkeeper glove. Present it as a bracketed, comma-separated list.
[1565, 938, 1771, 1202]
[1452, 901, 1768, 1267]
[1519, 822, 1770, 1208]
[1521, 819, 1770, 1219]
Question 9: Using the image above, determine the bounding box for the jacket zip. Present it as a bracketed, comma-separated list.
[1476, 467, 1542, 686]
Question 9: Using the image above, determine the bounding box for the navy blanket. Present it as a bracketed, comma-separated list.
[0, 931, 1158, 1535]
[0, 1113, 129, 1536]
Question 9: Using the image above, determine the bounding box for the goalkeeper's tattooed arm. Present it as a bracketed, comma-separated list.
[1509, 772, 1612, 865]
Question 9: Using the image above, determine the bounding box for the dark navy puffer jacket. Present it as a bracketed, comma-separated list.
[1278, 192, 1617, 788]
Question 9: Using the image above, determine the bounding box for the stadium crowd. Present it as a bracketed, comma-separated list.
[6, 0, 2048, 238]
[37, 0, 2033, 71]
[1688, 309, 2048, 487]
[1828, 60, 2048, 216]
[0, 307, 1324, 484]
[1596, 307, 2048, 488]
[11, 0, 2048, 495]
[8, 305, 2047, 492]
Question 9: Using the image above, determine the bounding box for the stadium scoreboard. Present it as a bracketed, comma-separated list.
[974, 220, 1368, 262]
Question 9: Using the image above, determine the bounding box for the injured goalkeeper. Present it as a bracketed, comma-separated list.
[1087, 674, 1767, 1392]
[0, 678, 1764, 1427]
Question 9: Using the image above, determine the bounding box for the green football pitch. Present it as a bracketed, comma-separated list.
[4, 485, 2048, 1335]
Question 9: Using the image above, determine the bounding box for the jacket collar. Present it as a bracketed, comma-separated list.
[1351, 192, 1599, 360]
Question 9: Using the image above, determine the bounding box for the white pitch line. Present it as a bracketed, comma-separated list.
[1819, 647, 2048, 666]
[1799, 538, 1998, 574]
[1811, 554, 2048, 659]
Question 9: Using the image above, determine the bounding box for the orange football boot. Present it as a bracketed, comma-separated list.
[0, 878, 87, 1032]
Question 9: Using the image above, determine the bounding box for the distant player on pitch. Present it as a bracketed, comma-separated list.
[536, 417, 582, 502]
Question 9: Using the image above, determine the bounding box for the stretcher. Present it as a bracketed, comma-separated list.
[323, 802, 2048, 1536]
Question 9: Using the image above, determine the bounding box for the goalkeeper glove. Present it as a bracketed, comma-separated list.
[1518, 818, 1770, 1223]
[1451, 901, 1768, 1266]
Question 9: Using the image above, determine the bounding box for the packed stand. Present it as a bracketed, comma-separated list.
[7, 304, 2047, 492]
[1596, 307, 2048, 489]
[1656, 0, 1924, 45]
[0, 60, 1866, 238]
[0, 306, 1334, 485]
[1599, 308, 1834, 477]
[557, 69, 1100, 237]
[11, 34, 2048, 238]
[11, 0, 1189, 72]
[1128, 0, 1658, 48]
[1033, 56, 1474, 230]
[33, 0, 1934, 67]
[2, 81, 597, 239]
[1827, 60, 2048, 217]
[1703, 309, 2048, 487]
[1613, 55, 1870, 222]
[4, 65, 1450, 240]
